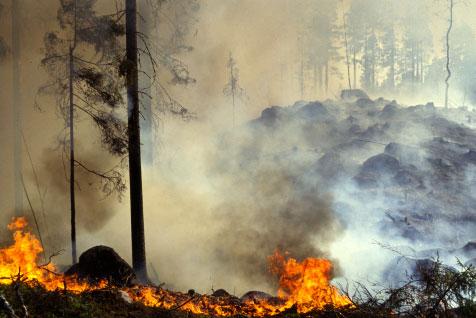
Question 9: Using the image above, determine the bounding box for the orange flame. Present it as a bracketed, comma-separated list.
[269, 250, 353, 312]
[0, 218, 352, 316]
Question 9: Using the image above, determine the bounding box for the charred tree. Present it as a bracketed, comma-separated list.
[445, 0, 454, 109]
[125, 0, 147, 282]
[68, 0, 78, 265]
[138, 0, 153, 165]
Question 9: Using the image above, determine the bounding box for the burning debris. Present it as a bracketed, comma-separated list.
[0, 218, 352, 317]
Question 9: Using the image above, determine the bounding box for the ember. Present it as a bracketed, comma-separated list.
[0, 217, 352, 316]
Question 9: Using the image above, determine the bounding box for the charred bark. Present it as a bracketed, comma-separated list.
[126, 0, 147, 283]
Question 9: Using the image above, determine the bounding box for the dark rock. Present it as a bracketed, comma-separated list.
[462, 150, 476, 164]
[212, 289, 231, 297]
[461, 241, 476, 254]
[361, 154, 400, 175]
[381, 103, 399, 118]
[240, 291, 273, 302]
[340, 89, 369, 100]
[296, 101, 329, 120]
[259, 106, 286, 126]
[356, 97, 375, 108]
[65, 245, 135, 287]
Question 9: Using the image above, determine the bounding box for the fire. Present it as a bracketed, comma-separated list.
[0, 217, 352, 316]
[269, 250, 353, 312]
[0, 217, 104, 292]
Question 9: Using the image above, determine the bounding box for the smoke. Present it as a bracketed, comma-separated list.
[1, 0, 476, 298]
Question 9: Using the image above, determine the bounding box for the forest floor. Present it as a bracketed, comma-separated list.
[0, 282, 385, 318]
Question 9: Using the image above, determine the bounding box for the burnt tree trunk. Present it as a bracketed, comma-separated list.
[69, 45, 77, 265]
[445, 0, 453, 109]
[126, 0, 147, 283]
[138, 0, 153, 165]
[69, 0, 78, 265]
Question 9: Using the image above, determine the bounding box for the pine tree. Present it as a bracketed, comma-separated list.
[39, 0, 127, 264]
[223, 52, 246, 128]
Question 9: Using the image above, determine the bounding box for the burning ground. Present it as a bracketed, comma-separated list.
[0, 217, 355, 317]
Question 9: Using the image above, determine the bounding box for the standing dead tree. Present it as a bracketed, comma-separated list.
[445, 0, 454, 109]
[341, 0, 352, 90]
[223, 52, 246, 128]
[125, 0, 147, 283]
[38, 0, 127, 264]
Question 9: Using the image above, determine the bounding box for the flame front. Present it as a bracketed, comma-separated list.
[269, 250, 353, 312]
[0, 217, 352, 316]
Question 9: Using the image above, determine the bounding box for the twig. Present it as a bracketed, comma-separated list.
[13, 276, 28, 318]
[19, 173, 45, 262]
[170, 294, 198, 311]
[0, 294, 19, 318]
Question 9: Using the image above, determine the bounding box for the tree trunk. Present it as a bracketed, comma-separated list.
[69, 45, 77, 265]
[325, 62, 329, 94]
[353, 47, 356, 89]
[126, 0, 147, 283]
[341, 0, 351, 90]
[138, 0, 153, 165]
[445, 0, 453, 109]
[12, 0, 22, 216]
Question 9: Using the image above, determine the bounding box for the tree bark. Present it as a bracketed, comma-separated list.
[138, 0, 153, 165]
[69, 0, 78, 265]
[69, 45, 77, 265]
[126, 0, 147, 283]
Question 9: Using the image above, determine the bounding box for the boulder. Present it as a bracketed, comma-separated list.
[212, 289, 231, 297]
[296, 101, 330, 120]
[240, 291, 273, 302]
[65, 245, 136, 287]
[340, 89, 369, 101]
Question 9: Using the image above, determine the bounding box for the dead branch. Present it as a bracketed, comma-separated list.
[0, 294, 19, 318]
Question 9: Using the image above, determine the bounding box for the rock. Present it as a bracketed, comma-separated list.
[340, 89, 369, 101]
[381, 102, 399, 118]
[240, 291, 273, 302]
[356, 97, 375, 108]
[461, 241, 476, 255]
[212, 289, 231, 297]
[259, 106, 287, 127]
[296, 101, 330, 120]
[65, 245, 136, 287]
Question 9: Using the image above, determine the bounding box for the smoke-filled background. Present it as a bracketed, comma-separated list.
[1, 0, 476, 296]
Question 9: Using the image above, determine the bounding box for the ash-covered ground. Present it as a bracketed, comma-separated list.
[212, 90, 476, 287]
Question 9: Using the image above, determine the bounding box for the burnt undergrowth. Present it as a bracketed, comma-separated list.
[0, 256, 474, 318]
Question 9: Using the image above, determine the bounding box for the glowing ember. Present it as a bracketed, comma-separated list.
[0, 217, 352, 316]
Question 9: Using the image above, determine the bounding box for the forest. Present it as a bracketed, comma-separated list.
[0, 0, 475, 317]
